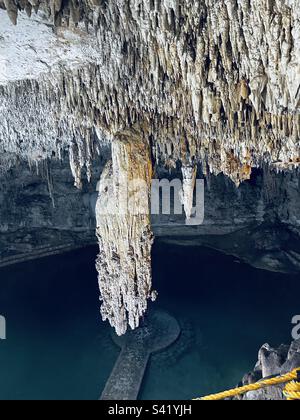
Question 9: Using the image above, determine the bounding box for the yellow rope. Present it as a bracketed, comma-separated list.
[283, 380, 300, 400]
[194, 368, 300, 401]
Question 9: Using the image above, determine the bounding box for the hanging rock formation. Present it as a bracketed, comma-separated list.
[95, 130, 156, 335]
[0, 1, 299, 184]
[180, 164, 197, 220]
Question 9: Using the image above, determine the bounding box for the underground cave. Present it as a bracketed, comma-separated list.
[0, 0, 300, 403]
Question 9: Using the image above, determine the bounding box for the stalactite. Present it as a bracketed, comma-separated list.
[3, 0, 18, 25]
[95, 129, 156, 336]
[1, 1, 299, 185]
[180, 164, 197, 220]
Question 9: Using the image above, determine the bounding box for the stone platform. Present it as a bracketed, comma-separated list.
[100, 310, 180, 400]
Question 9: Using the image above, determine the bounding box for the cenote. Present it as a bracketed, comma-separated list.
[0, 241, 299, 400]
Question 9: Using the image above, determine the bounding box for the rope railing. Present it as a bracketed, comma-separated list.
[194, 368, 300, 401]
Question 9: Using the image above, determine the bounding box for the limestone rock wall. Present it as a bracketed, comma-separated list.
[0, 155, 104, 264]
[0, 154, 299, 272]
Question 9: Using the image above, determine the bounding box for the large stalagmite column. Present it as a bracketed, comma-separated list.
[95, 130, 156, 336]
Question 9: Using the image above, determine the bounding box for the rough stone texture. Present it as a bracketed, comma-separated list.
[0, 155, 105, 265]
[0, 9, 104, 183]
[0, 156, 299, 272]
[95, 130, 156, 335]
[154, 163, 300, 273]
[238, 339, 300, 400]
[0, 2, 299, 185]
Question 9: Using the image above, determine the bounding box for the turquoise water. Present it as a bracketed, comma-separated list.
[142, 242, 300, 399]
[0, 248, 118, 400]
[0, 242, 299, 400]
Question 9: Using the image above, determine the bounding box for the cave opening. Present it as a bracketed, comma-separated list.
[0, 241, 298, 400]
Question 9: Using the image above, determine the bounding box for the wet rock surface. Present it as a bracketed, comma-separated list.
[236, 339, 300, 400]
[101, 310, 180, 400]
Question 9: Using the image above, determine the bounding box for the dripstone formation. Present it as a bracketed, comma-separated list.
[1, 1, 299, 183]
[0, 1, 299, 334]
[95, 130, 156, 335]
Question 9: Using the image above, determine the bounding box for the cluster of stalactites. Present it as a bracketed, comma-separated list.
[0, 69, 106, 186]
[1, 1, 299, 186]
[2, 62, 299, 188]
[0, 0, 95, 27]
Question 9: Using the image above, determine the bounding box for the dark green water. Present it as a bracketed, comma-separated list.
[0, 242, 299, 400]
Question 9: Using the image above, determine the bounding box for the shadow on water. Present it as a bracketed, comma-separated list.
[0, 241, 299, 400]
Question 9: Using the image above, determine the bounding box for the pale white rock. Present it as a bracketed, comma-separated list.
[180, 164, 197, 220]
[0, 1, 299, 183]
[0, 10, 100, 85]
